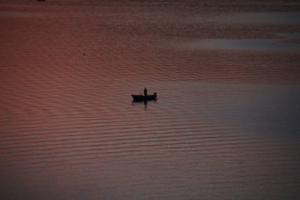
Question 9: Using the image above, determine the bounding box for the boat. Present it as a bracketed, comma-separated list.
[132, 93, 157, 102]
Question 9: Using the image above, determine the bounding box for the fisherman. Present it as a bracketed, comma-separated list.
[144, 87, 147, 96]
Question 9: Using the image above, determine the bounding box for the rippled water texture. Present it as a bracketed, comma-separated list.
[1, 0, 300, 199]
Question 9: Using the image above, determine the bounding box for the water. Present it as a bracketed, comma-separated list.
[180, 39, 300, 51]
[1, 0, 300, 199]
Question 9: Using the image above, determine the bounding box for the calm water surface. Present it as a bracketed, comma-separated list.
[1, 0, 300, 199]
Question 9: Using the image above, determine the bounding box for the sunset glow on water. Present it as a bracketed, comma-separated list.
[1, 0, 300, 199]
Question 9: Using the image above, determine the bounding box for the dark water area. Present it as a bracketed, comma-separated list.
[1, 0, 300, 199]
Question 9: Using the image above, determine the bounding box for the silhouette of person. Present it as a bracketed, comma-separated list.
[144, 88, 147, 96]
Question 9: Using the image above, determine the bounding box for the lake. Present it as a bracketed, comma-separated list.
[0, 0, 300, 199]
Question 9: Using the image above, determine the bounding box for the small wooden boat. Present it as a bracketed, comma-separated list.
[132, 93, 157, 102]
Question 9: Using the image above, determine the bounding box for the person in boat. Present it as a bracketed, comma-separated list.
[144, 88, 147, 96]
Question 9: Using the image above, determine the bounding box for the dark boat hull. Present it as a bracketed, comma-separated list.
[132, 94, 157, 102]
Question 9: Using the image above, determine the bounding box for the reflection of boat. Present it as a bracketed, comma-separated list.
[132, 93, 157, 102]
